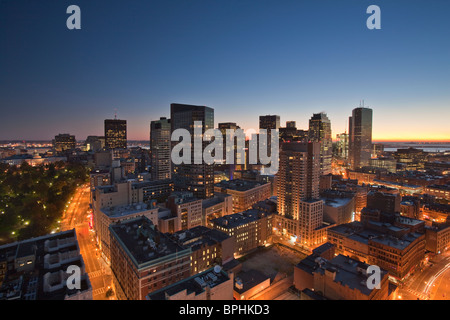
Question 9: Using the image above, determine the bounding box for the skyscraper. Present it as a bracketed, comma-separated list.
[336, 132, 349, 160]
[170, 103, 215, 199]
[308, 113, 332, 175]
[259, 115, 280, 132]
[349, 107, 373, 170]
[150, 117, 171, 180]
[104, 118, 127, 149]
[276, 141, 327, 248]
[277, 142, 321, 219]
[259, 115, 280, 167]
[53, 133, 76, 152]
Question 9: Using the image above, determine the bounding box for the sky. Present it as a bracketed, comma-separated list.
[1, 0, 450, 142]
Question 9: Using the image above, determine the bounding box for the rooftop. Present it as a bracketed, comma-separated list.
[168, 226, 231, 250]
[215, 179, 267, 192]
[211, 209, 270, 229]
[147, 267, 230, 300]
[322, 197, 353, 208]
[0, 229, 91, 300]
[100, 202, 154, 218]
[234, 269, 269, 294]
[109, 216, 189, 268]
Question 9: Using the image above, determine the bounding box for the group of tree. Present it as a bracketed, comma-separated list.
[0, 161, 88, 245]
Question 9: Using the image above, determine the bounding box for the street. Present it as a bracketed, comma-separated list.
[61, 184, 115, 300]
[398, 251, 450, 300]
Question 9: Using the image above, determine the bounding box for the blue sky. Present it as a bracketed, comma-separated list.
[1, 0, 450, 141]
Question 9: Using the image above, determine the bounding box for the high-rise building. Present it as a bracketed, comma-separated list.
[217, 122, 242, 171]
[218, 122, 240, 135]
[170, 103, 214, 199]
[259, 115, 280, 131]
[308, 113, 332, 175]
[150, 117, 171, 180]
[336, 132, 349, 160]
[277, 142, 321, 219]
[348, 107, 373, 170]
[286, 121, 296, 129]
[259, 115, 280, 161]
[275, 142, 330, 248]
[104, 118, 127, 149]
[53, 134, 76, 152]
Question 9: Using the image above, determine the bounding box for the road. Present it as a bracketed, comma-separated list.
[398, 251, 450, 300]
[61, 183, 115, 300]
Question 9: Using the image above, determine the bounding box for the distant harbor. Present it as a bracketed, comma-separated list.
[380, 142, 450, 153]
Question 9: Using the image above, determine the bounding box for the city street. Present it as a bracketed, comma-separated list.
[398, 252, 450, 300]
[61, 184, 115, 300]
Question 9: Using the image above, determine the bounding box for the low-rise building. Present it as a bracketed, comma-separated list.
[233, 269, 271, 300]
[109, 216, 192, 300]
[147, 267, 233, 300]
[214, 179, 271, 213]
[96, 202, 171, 261]
[210, 210, 273, 256]
[0, 229, 92, 300]
[327, 221, 426, 281]
[424, 184, 450, 201]
[201, 192, 233, 226]
[321, 190, 355, 225]
[425, 223, 450, 254]
[295, 251, 391, 300]
[167, 226, 235, 275]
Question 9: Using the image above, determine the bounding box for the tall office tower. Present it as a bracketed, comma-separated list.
[104, 118, 127, 149]
[348, 107, 373, 170]
[150, 117, 171, 180]
[308, 113, 332, 175]
[218, 122, 240, 135]
[276, 142, 325, 247]
[277, 142, 321, 219]
[53, 133, 76, 152]
[336, 132, 349, 160]
[259, 115, 280, 131]
[218, 122, 242, 174]
[170, 103, 214, 199]
[286, 121, 296, 129]
[259, 115, 280, 167]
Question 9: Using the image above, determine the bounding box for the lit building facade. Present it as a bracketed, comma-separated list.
[308, 113, 332, 175]
[105, 118, 127, 149]
[150, 117, 172, 180]
[171, 103, 215, 199]
[349, 107, 373, 170]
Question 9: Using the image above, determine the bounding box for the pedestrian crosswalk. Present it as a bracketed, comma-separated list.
[404, 288, 429, 300]
[88, 269, 105, 279]
[93, 287, 107, 296]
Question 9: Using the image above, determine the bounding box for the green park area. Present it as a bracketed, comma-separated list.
[0, 161, 88, 245]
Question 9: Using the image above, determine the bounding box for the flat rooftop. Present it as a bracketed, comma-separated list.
[211, 209, 269, 229]
[317, 254, 388, 296]
[147, 267, 230, 300]
[101, 202, 154, 218]
[109, 216, 188, 267]
[168, 226, 231, 250]
[215, 179, 267, 192]
[234, 269, 269, 294]
[322, 197, 353, 208]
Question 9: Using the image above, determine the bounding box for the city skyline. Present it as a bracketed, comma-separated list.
[1, 0, 450, 142]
